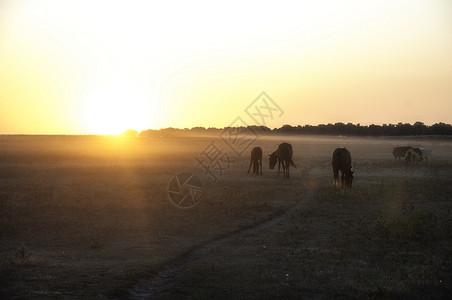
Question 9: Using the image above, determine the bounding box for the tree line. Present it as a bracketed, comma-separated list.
[124, 122, 452, 137]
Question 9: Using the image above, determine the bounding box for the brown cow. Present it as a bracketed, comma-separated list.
[247, 146, 263, 175]
[269, 143, 296, 178]
[332, 148, 354, 189]
[392, 146, 413, 161]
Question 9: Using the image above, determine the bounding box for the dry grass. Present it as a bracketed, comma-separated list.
[157, 137, 452, 299]
[0, 135, 451, 299]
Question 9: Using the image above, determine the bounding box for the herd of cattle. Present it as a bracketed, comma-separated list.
[247, 143, 432, 189]
[392, 146, 432, 162]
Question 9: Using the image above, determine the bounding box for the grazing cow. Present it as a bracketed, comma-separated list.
[269, 143, 296, 178]
[393, 146, 413, 161]
[413, 147, 432, 162]
[405, 148, 418, 162]
[247, 146, 263, 175]
[332, 148, 354, 189]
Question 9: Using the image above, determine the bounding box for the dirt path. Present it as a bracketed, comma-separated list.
[127, 167, 315, 299]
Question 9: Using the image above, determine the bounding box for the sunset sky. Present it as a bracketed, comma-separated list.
[1, 0, 451, 134]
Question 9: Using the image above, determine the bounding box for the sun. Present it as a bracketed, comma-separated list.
[81, 81, 153, 135]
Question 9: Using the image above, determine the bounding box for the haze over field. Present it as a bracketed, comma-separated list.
[1, 0, 451, 134]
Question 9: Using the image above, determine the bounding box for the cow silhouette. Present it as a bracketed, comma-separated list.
[332, 147, 354, 189]
[392, 146, 413, 161]
[269, 143, 296, 178]
[247, 146, 263, 175]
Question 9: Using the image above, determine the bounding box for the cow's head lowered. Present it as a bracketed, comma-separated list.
[269, 151, 278, 169]
[344, 168, 354, 188]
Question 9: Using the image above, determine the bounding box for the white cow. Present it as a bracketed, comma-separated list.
[406, 147, 432, 162]
[417, 147, 432, 162]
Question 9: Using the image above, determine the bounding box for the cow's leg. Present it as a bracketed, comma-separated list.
[333, 168, 339, 186]
[277, 160, 281, 176]
[286, 161, 290, 178]
[341, 172, 345, 189]
[247, 160, 252, 174]
[281, 161, 286, 178]
[405, 153, 410, 162]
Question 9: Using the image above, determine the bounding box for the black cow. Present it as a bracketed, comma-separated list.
[269, 143, 296, 178]
[247, 146, 263, 175]
[392, 146, 413, 161]
[332, 148, 354, 189]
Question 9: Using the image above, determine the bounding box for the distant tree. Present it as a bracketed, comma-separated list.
[368, 124, 382, 136]
[190, 127, 207, 133]
[382, 124, 396, 135]
[395, 123, 412, 135]
[159, 127, 183, 137]
[429, 123, 452, 135]
[279, 124, 295, 134]
[121, 129, 138, 137]
[136, 122, 452, 138]
[413, 121, 427, 135]
[334, 122, 346, 135]
[139, 129, 157, 137]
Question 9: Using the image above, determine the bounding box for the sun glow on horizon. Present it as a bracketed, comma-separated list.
[80, 78, 157, 135]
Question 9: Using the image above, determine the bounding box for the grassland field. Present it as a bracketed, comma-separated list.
[0, 134, 451, 299]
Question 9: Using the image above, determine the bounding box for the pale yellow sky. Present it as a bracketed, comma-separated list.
[1, 0, 451, 134]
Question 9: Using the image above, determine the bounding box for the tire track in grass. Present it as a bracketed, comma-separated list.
[127, 166, 315, 300]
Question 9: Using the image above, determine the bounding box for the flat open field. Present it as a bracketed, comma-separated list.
[1, 134, 451, 299]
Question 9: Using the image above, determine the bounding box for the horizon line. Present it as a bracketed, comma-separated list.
[1, 121, 452, 136]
